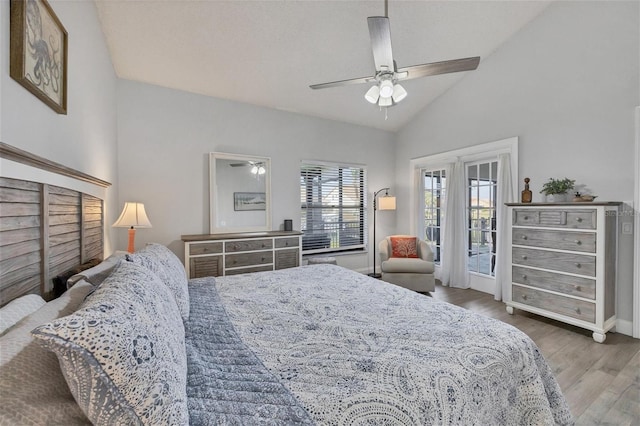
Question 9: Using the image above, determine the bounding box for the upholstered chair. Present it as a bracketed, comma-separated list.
[379, 235, 436, 293]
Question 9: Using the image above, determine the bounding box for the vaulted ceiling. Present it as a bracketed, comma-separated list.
[95, 0, 551, 132]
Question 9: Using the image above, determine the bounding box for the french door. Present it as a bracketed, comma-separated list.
[466, 161, 498, 278]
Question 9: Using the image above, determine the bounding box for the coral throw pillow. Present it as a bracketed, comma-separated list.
[390, 237, 419, 258]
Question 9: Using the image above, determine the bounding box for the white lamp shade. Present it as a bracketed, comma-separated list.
[112, 202, 152, 228]
[379, 80, 394, 98]
[378, 96, 392, 107]
[392, 83, 407, 103]
[365, 85, 380, 104]
[378, 196, 396, 211]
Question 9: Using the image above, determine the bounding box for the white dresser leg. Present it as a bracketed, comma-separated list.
[506, 306, 514, 315]
[592, 332, 606, 343]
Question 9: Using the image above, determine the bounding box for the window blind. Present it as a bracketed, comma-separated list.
[300, 162, 367, 254]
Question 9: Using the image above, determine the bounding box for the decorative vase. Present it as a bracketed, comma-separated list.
[546, 193, 567, 203]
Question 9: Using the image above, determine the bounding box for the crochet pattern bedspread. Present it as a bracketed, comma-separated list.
[194, 265, 574, 425]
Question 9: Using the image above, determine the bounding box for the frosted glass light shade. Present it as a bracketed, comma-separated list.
[365, 85, 380, 104]
[392, 84, 407, 103]
[379, 80, 394, 98]
[378, 196, 396, 211]
[112, 202, 152, 228]
[378, 96, 392, 107]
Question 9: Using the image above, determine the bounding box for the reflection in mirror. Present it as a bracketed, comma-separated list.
[209, 152, 271, 233]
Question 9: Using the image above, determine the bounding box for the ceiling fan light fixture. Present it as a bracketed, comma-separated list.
[379, 80, 394, 98]
[392, 83, 407, 103]
[365, 85, 380, 104]
[251, 165, 259, 174]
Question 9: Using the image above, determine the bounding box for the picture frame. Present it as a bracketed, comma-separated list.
[10, 0, 68, 114]
[234, 192, 266, 211]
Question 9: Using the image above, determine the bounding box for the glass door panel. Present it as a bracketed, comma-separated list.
[467, 161, 497, 276]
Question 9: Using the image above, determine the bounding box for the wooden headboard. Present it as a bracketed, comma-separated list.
[0, 143, 110, 305]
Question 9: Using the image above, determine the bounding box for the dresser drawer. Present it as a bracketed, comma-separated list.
[189, 255, 223, 278]
[512, 266, 595, 299]
[512, 247, 595, 276]
[275, 237, 299, 249]
[275, 248, 299, 269]
[225, 251, 273, 268]
[512, 285, 595, 323]
[225, 239, 272, 253]
[512, 228, 596, 253]
[189, 242, 223, 256]
[513, 209, 596, 229]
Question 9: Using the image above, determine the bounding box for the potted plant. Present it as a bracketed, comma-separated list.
[540, 178, 575, 202]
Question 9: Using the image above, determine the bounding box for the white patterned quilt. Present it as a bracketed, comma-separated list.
[206, 264, 573, 425]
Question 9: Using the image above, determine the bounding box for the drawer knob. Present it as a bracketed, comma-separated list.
[575, 308, 581, 315]
[574, 285, 582, 292]
[574, 240, 581, 245]
[521, 294, 528, 300]
[576, 217, 583, 223]
[575, 263, 581, 268]
[522, 255, 528, 260]
[523, 216, 529, 220]
[521, 235, 528, 240]
[285, 242, 289, 246]
[522, 274, 527, 280]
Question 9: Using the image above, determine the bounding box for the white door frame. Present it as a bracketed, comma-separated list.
[409, 137, 518, 294]
[634, 106, 640, 338]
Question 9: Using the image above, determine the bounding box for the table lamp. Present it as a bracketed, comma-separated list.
[112, 202, 152, 253]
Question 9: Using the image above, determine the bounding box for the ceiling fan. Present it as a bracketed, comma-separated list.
[310, 0, 480, 108]
[230, 161, 266, 175]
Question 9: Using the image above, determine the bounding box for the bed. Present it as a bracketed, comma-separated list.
[1, 247, 573, 425]
[0, 146, 573, 425]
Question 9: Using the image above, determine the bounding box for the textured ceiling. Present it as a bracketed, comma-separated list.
[95, 0, 551, 132]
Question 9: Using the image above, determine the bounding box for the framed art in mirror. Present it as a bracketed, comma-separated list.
[10, 0, 68, 114]
[209, 152, 272, 233]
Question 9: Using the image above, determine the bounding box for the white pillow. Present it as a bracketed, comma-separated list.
[0, 294, 46, 336]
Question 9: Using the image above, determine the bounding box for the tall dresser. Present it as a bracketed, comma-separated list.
[505, 202, 620, 343]
[182, 231, 302, 278]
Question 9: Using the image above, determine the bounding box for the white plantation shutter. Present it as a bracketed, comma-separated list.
[300, 161, 367, 254]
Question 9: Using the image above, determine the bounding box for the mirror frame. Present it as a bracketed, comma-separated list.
[209, 152, 272, 234]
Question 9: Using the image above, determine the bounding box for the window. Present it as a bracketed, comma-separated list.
[423, 169, 446, 264]
[300, 161, 366, 254]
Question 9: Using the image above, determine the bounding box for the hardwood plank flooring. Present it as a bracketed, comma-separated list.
[430, 282, 640, 425]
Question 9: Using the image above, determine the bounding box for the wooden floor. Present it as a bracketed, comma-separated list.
[430, 282, 640, 425]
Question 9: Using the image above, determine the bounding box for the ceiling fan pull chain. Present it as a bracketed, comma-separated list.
[385, 107, 388, 120]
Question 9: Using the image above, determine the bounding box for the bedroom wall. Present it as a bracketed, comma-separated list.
[116, 79, 395, 273]
[0, 0, 119, 253]
[394, 1, 639, 327]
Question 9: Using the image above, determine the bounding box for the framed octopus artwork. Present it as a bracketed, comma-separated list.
[10, 0, 68, 114]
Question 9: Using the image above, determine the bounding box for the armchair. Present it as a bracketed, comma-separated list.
[379, 235, 435, 293]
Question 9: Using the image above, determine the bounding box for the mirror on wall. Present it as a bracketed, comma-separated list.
[209, 152, 272, 233]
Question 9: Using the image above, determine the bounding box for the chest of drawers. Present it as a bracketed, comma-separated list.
[182, 231, 302, 278]
[505, 203, 620, 343]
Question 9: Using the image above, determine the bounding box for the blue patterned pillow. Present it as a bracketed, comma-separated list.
[31, 261, 188, 426]
[127, 244, 190, 321]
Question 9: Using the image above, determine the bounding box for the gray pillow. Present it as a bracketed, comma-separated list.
[31, 261, 188, 426]
[126, 243, 190, 320]
[0, 280, 94, 425]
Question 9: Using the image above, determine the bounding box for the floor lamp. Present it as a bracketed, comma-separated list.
[369, 188, 396, 278]
[113, 202, 152, 253]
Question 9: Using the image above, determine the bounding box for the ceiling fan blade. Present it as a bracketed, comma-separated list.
[396, 56, 480, 81]
[310, 75, 376, 90]
[368, 17, 394, 72]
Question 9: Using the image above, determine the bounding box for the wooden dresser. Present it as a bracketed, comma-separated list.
[505, 202, 620, 342]
[182, 231, 302, 278]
